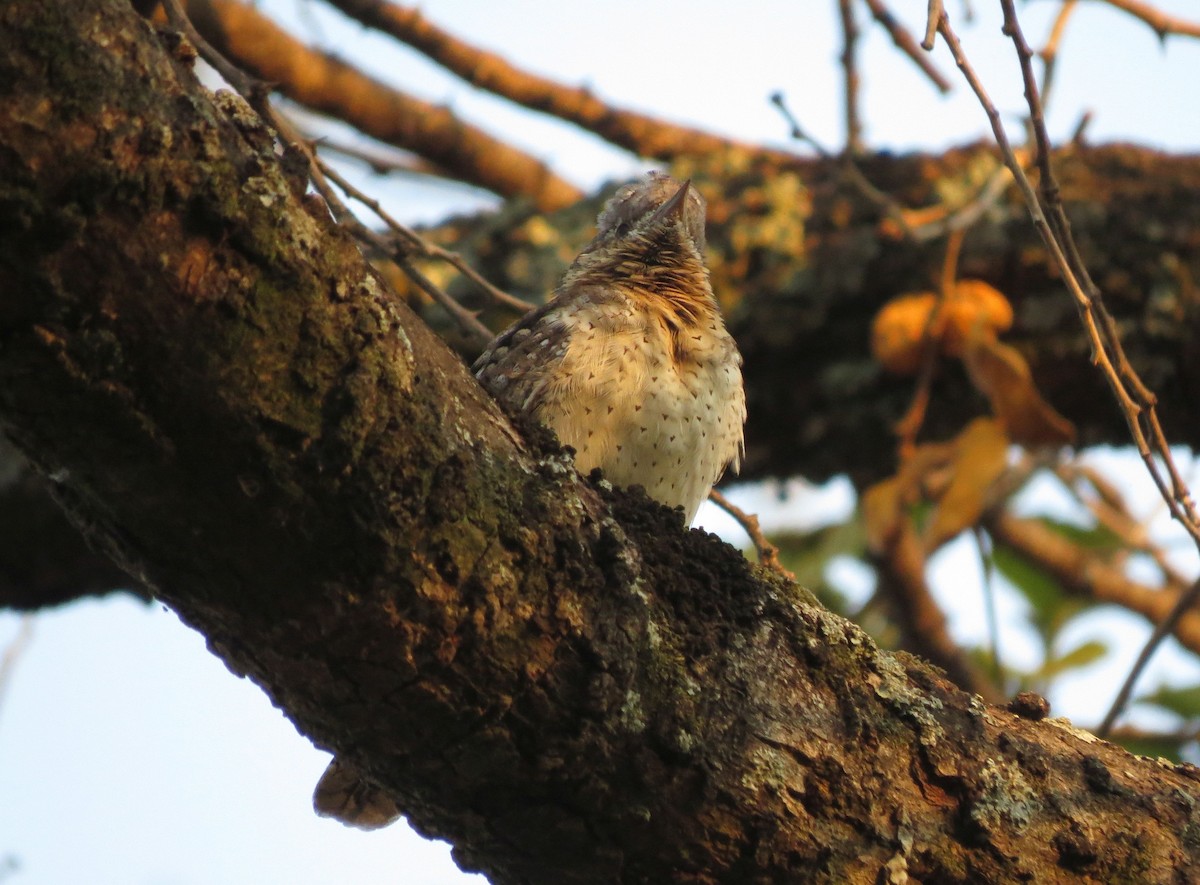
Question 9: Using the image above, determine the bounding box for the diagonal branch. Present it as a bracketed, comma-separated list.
[861, 0, 954, 92]
[185, 0, 584, 209]
[320, 0, 798, 163]
[6, 3, 1200, 881]
[1091, 0, 1200, 41]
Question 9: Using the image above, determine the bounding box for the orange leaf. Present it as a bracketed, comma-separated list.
[871, 292, 939, 375]
[941, 279, 1013, 357]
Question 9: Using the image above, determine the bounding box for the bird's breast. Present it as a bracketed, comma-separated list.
[533, 303, 745, 524]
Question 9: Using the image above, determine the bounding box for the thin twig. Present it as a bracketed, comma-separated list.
[861, 0, 954, 92]
[986, 512, 1200, 657]
[838, 0, 864, 156]
[1038, 0, 1080, 110]
[1101, 578, 1200, 735]
[768, 91, 834, 158]
[974, 526, 1005, 688]
[894, 230, 965, 455]
[923, 0, 945, 50]
[312, 156, 534, 314]
[311, 137, 452, 180]
[708, 490, 792, 580]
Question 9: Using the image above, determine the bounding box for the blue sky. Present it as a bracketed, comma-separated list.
[3, 2, 1199, 883]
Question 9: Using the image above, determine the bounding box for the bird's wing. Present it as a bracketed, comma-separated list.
[473, 286, 640, 418]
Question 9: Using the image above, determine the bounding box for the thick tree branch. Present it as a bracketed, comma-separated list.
[5, 4, 1200, 882]
[320, 0, 797, 165]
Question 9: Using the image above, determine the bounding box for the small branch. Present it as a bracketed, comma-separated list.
[873, 520, 1003, 701]
[1038, 0, 1079, 109]
[189, 0, 584, 210]
[922, 0, 945, 50]
[311, 137, 454, 181]
[973, 526, 1004, 689]
[861, 0, 954, 93]
[707, 490, 791, 579]
[312, 158, 497, 344]
[893, 230, 965, 456]
[838, 0, 865, 156]
[312, 155, 534, 315]
[768, 91, 834, 159]
[1092, 0, 1200, 41]
[986, 512, 1200, 658]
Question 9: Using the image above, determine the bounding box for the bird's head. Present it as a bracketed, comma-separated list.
[594, 171, 707, 254]
[566, 173, 711, 302]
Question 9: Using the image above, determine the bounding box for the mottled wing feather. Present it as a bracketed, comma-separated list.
[473, 287, 636, 418]
[474, 297, 569, 416]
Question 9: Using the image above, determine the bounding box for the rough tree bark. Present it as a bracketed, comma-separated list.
[4, 3, 1200, 883]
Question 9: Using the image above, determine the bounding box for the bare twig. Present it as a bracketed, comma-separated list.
[707, 490, 792, 580]
[893, 229, 966, 455]
[874, 518, 1003, 701]
[861, 0, 954, 92]
[313, 158, 496, 343]
[770, 91, 1013, 243]
[838, 0, 865, 156]
[311, 137, 453, 181]
[1038, 0, 1079, 109]
[312, 156, 534, 314]
[986, 513, 1200, 657]
[1101, 578, 1200, 735]
[923, 0, 945, 50]
[768, 91, 835, 159]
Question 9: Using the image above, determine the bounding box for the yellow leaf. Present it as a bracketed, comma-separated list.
[923, 418, 1011, 552]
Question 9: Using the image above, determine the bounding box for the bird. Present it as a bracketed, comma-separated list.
[313, 172, 745, 830]
[474, 171, 746, 525]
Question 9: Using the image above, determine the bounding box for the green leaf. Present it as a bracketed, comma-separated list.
[1032, 639, 1109, 684]
[1136, 683, 1200, 720]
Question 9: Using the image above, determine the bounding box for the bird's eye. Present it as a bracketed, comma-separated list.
[613, 221, 632, 237]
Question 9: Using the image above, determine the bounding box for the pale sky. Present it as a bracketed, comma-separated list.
[3, 2, 1200, 883]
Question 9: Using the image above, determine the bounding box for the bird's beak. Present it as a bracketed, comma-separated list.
[650, 180, 692, 225]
